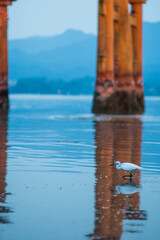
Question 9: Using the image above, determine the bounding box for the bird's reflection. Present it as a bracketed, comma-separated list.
[89, 117, 147, 239]
[111, 182, 141, 195]
[0, 110, 12, 224]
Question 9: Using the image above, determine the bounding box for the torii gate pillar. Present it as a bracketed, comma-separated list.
[92, 0, 146, 114]
[0, 0, 15, 108]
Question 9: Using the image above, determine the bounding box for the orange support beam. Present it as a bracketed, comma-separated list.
[97, 0, 114, 82]
[92, 0, 146, 114]
[0, 0, 15, 108]
[132, 3, 144, 101]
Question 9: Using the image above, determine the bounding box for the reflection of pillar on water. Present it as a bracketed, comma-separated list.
[0, 110, 12, 224]
[89, 118, 147, 239]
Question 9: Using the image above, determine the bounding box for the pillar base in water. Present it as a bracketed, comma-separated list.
[92, 85, 144, 115]
[0, 90, 9, 109]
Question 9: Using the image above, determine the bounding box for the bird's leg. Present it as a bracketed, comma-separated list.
[129, 173, 133, 182]
[109, 187, 117, 194]
[122, 172, 133, 180]
[122, 175, 131, 179]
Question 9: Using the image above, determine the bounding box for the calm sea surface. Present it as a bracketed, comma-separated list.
[0, 94, 160, 240]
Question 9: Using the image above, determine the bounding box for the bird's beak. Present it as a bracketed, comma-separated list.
[109, 163, 115, 166]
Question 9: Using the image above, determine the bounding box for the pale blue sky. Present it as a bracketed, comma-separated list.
[8, 0, 160, 39]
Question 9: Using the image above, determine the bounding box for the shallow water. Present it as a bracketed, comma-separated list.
[0, 94, 160, 240]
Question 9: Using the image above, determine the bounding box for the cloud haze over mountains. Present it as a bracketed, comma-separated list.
[9, 22, 160, 95]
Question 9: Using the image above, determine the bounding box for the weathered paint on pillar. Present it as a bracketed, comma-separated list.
[93, 0, 115, 113]
[96, 0, 114, 94]
[0, 0, 15, 108]
[92, 0, 146, 114]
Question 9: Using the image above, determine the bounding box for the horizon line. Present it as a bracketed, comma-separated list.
[8, 20, 160, 41]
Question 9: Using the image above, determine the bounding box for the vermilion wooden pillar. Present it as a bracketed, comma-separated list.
[92, 0, 146, 114]
[0, 0, 15, 108]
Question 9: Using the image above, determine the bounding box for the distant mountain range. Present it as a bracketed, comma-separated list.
[9, 29, 97, 80]
[9, 22, 160, 95]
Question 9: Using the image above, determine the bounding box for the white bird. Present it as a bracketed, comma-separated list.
[110, 161, 142, 179]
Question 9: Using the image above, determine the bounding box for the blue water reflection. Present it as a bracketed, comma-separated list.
[0, 95, 159, 239]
